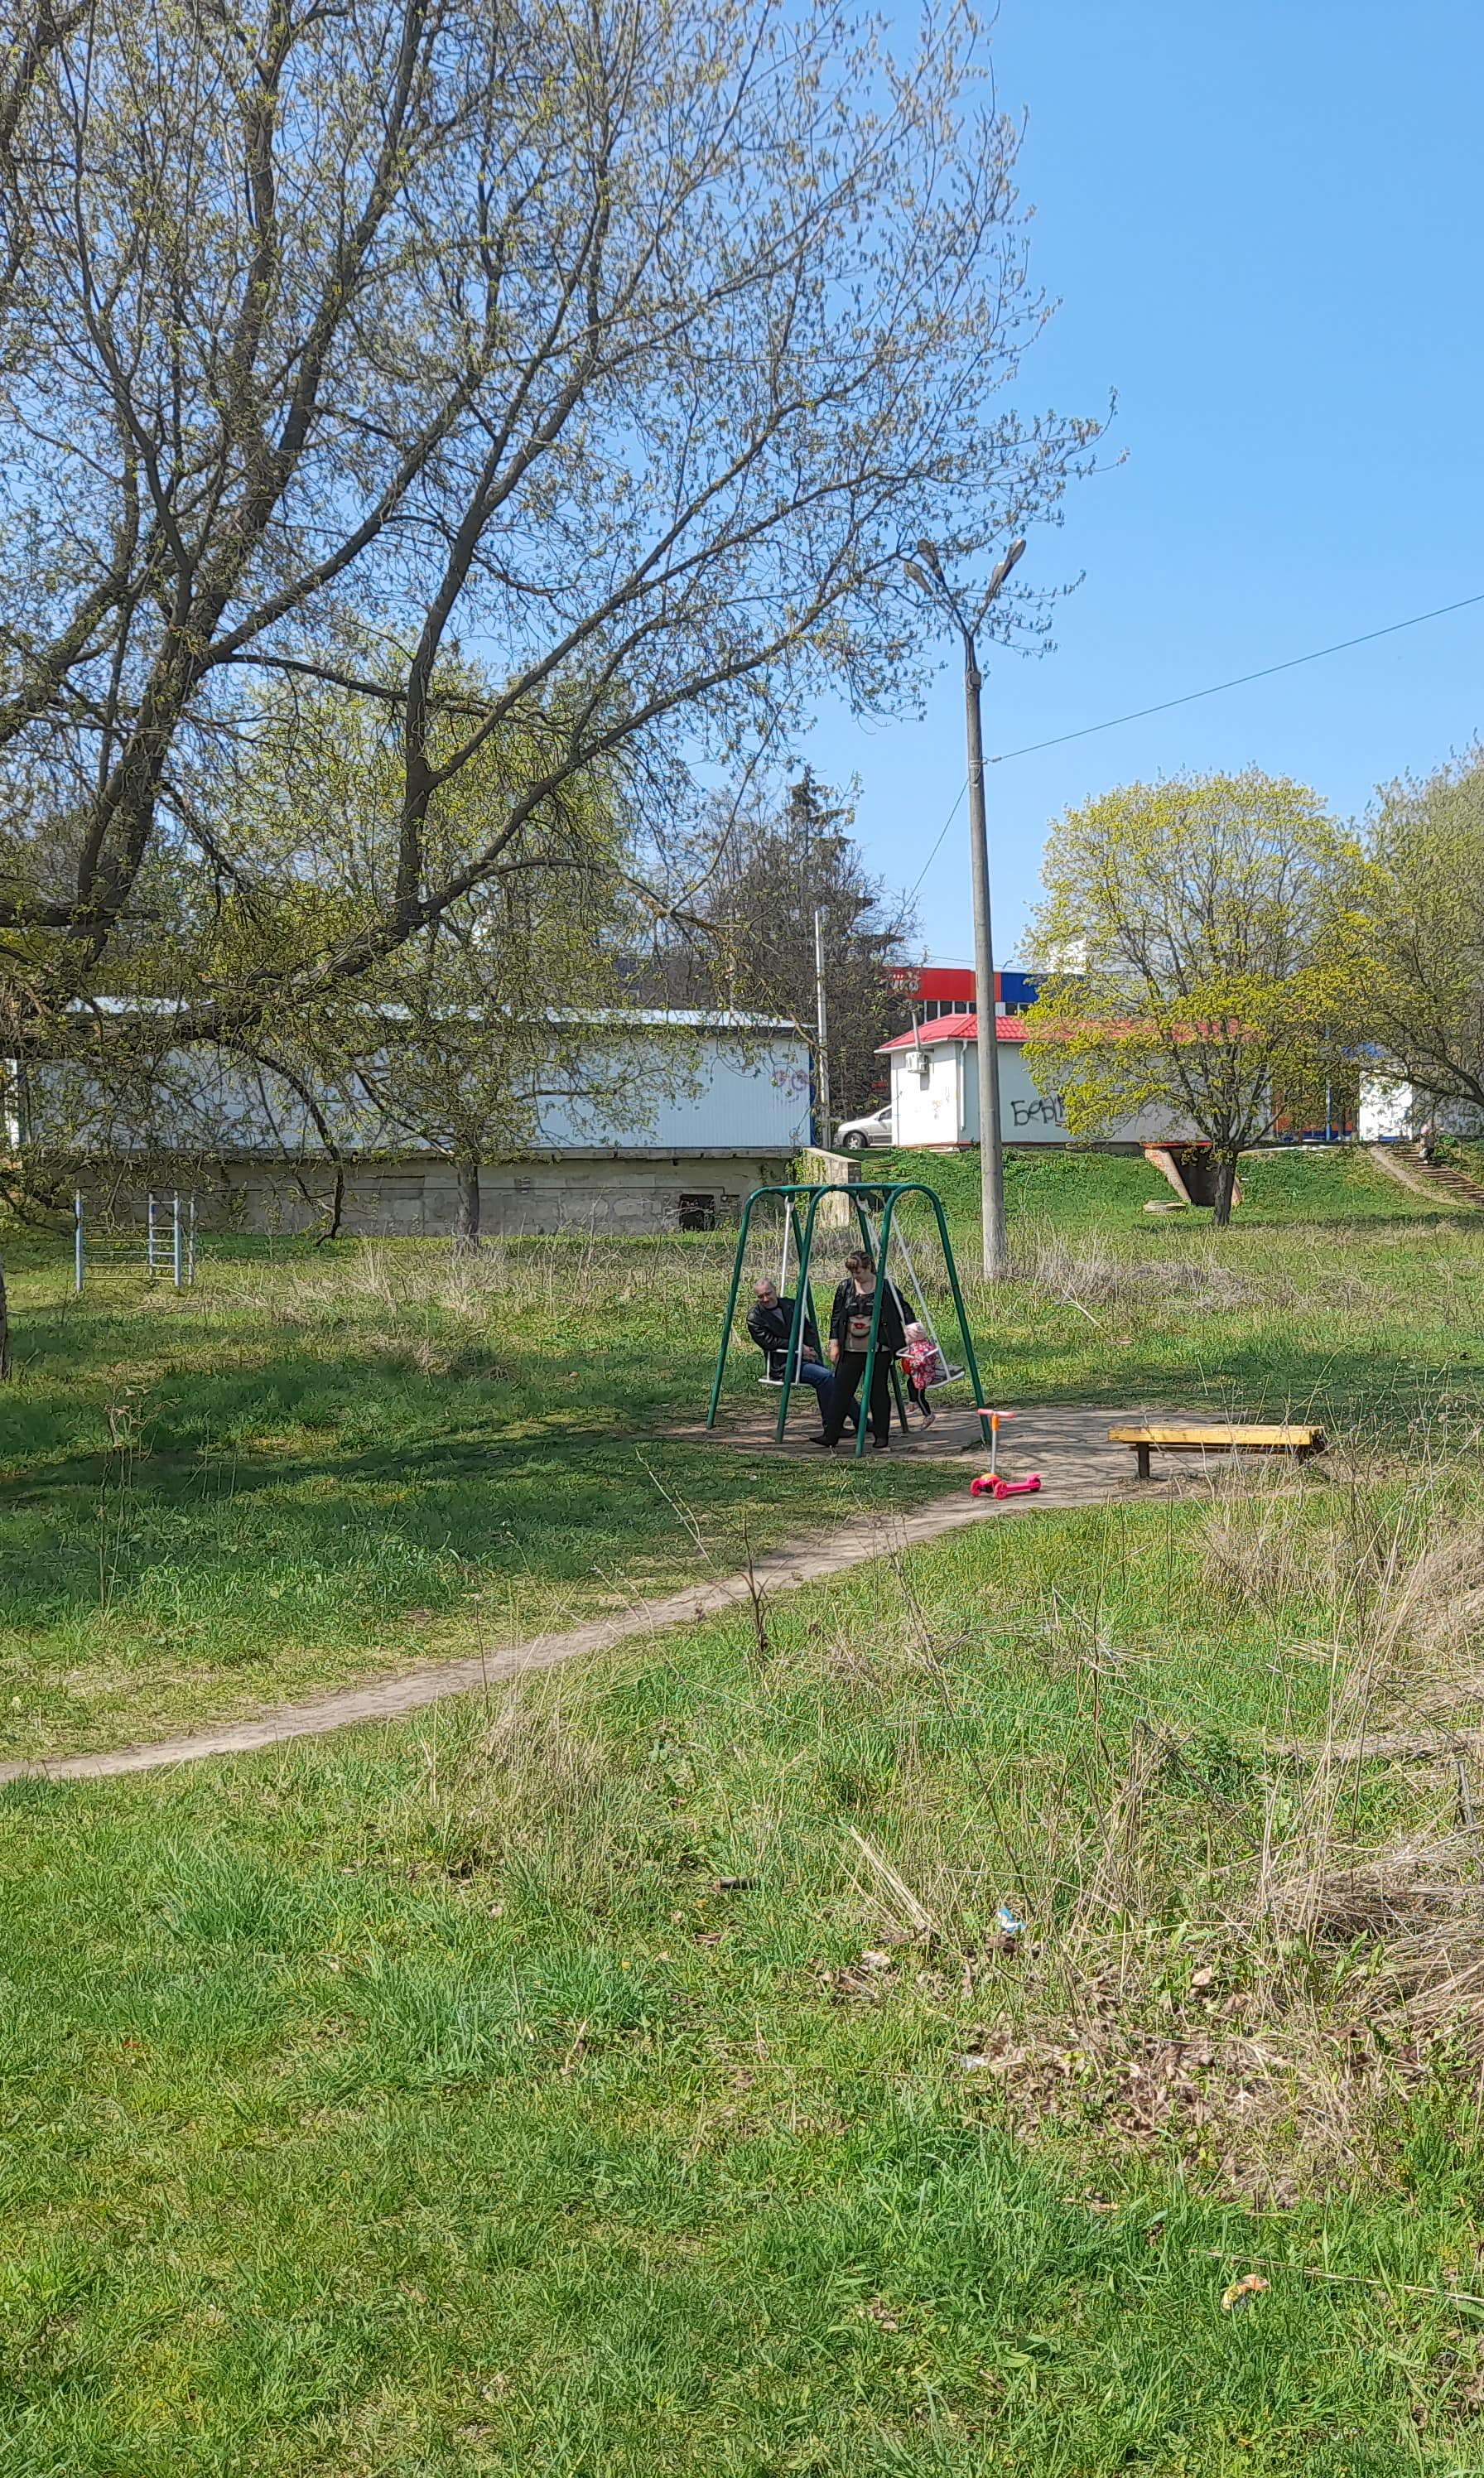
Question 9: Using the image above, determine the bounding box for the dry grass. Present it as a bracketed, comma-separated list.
[1381, 1523, 1484, 1704]
[1232, 1496, 1484, 2049]
[783, 1482, 1484, 2186]
[1019, 1229, 1269, 1316]
[1193, 1471, 1352, 1616]
[401, 1674, 658, 1913]
[232, 1227, 729, 1329]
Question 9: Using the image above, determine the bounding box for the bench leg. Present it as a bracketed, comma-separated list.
[1135, 1444, 1151, 1482]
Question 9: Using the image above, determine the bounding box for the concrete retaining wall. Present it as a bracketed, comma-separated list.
[84, 1151, 798, 1238]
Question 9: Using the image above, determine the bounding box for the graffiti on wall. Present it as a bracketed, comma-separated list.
[1009, 1092, 1066, 1131]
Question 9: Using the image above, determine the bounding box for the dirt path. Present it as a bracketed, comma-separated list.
[0, 1423, 1162, 1785]
[0, 1493, 1014, 1785]
[1368, 1142, 1484, 1208]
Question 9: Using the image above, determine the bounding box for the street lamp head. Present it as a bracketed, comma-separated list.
[985, 538, 1027, 601]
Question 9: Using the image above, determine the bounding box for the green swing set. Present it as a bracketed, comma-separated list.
[705, 1180, 993, 1459]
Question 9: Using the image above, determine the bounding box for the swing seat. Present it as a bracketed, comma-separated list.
[904, 1355, 964, 1389]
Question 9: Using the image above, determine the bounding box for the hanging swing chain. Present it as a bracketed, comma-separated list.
[706, 1181, 990, 1446]
[889, 1210, 965, 1386]
[858, 1193, 918, 1362]
[891, 1217, 938, 1348]
[775, 1203, 810, 1378]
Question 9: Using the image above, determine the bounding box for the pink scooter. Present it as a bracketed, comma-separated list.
[971, 1470, 1042, 1501]
[970, 1408, 1042, 1500]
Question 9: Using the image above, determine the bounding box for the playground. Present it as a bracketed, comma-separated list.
[0, 1145, 1424, 1759]
[3, 1145, 1484, 2471]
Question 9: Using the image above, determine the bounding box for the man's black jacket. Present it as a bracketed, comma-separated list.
[746, 1294, 822, 1380]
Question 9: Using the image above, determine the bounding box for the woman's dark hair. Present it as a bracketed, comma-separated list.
[844, 1249, 873, 1276]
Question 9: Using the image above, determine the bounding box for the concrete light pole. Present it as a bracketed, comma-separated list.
[812, 902, 831, 1147]
[903, 537, 1025, 1279]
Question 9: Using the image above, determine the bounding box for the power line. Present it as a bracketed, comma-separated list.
[906, 780, 966, 900]
[988, 586, 1484, 766]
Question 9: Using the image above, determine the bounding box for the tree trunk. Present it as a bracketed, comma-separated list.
[314, 1164, 345, 1247]
[454, 1159, 481, 1252]
[1212, 1153, 1239, 1227]
[0, 1259, 10, 1381]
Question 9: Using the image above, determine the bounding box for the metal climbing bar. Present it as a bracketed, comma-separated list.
[70, 1189, 202, 1293]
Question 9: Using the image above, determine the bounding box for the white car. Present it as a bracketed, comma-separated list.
[836, 1105, 894, 1152]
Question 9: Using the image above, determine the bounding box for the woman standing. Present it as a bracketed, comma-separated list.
[815, 1248, 906, 1451]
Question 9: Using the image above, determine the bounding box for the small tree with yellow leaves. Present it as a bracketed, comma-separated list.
[1024, 770, 1357, 1224]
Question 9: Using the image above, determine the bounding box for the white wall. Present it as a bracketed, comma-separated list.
[1359, 1077, 1484, 1142]
[992, 1047, 1076, 1140]
[890, 1044, 961, 1146]
[1358, 1076, 1415, 1142]
[24, 1025, 812, 1159]
[889, 1041, 1198, 1146]
[534, 1034, 809, 1151]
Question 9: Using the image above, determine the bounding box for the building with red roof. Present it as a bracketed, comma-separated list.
[875, 1007, 1197, 1149]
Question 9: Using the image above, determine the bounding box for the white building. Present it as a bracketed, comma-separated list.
[1357, 1074, 1484, 1145]
[879, 1012, 1197, 1149]
[12, 1010, 812, 1237]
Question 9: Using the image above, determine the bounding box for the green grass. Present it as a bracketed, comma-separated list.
[5, 1487, 1484, 2473]
[1449, 1136, 1484, 1188]
[896, 1135, 1453, 1230]
[4, 1150, 1484, 2470]
[0, 1233, 957, 1755]
[0, 1146, 1478, 1755]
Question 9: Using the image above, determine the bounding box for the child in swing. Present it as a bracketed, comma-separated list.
[899, 1320, 942, 1427]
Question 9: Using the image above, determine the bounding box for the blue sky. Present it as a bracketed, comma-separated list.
[805, 0, 1484, 964]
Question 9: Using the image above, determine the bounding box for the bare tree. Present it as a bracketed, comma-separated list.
[649, 768, 914, 1117]
[303, 898, 644, 1252]
[0, 0, 1096, 1067]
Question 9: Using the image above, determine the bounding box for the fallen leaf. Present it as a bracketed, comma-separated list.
[1221, 2273, 1270, 2312]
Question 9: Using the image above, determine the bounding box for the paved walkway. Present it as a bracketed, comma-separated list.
[0, 1402, 1197, 1787]
[675, 1396, 1178, 1470]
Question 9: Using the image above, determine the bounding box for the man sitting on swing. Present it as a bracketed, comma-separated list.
[816, 1248, 907, 1451]
[747, 1279, 852, 1429]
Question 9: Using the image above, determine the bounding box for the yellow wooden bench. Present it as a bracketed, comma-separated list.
[1108, 1421, 1326, 1482]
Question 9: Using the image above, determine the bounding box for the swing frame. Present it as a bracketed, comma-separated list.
[705, 1181, 993, 1459]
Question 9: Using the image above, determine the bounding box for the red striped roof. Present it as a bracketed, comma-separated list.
[878, 1013, 1029, 1052]
[880, 1012, 1241, 1055]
